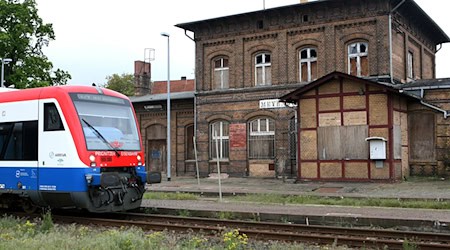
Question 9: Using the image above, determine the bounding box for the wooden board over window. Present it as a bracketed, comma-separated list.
[409, 112, 435, 161]
[318, 125, 368, 160]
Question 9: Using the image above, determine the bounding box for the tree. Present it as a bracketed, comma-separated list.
[0, 0, 71, 88]
[104, 73, 135, 96]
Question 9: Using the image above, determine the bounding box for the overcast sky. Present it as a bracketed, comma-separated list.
[35, 0, 450, 86]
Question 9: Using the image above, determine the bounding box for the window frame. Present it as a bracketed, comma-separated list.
[299, 47, 318, 82]
[213, 57, 229, 89]
[348, 42, 368, 77]
[248, 117, 275, 159]
[209, 121, 229, 160]
[255, 53, 272, 86]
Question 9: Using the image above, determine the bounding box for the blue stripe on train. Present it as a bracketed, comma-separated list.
[0, 167, 93, 192]
[0, 166, 147, 192]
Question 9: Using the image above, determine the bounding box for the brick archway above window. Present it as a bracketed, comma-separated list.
[206, 114, 232, 123]
[243, 110, 276, 121]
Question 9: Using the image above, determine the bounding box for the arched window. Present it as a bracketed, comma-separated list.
[209, 121, 229, 160]
[348, 42, 368, 77]
[255, 53, 271, 86]
[299, 48, 318, 82]
[213, 57, 229, 89]
[248, 117, 275, 159]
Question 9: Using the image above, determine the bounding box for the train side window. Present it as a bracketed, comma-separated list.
[44, 103, 64, 131]
[2, 121, 38, 161]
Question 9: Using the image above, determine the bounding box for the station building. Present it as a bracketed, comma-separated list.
[134, 0, 450, 181]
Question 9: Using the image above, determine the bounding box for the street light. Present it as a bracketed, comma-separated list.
[161, 32, 171, 181]
[1, 58, 12, 88]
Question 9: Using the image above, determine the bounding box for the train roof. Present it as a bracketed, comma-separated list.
[0, 85, 128, 103]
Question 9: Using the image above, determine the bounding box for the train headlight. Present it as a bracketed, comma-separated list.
[137, 154, 142, 165]
[89, 155, 96, 167]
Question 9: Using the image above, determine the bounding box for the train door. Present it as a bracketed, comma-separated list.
[37, 101, 80, 198]
[0, 100, 39, 193]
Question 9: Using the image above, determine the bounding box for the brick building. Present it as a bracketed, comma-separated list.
[174, 0, 450, 181]
[130, 61, 195, 176]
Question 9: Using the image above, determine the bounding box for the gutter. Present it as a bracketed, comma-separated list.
[389, 0, 406, 84]
[420, 100, 448, 119]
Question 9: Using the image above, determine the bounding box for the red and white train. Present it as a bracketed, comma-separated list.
[0, 85, 152, 212]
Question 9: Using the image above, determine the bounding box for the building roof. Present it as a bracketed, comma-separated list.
[130, 91, 194, 103]
[151, 79, 195, 94]
[176, 0, 449, 45]
[397, 78, 450, 90]
[280, 71, 401, 103]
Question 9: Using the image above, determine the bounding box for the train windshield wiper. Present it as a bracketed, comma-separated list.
[82, 118, 120, 157]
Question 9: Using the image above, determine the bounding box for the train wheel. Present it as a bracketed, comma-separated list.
[22, 200, 38, 214]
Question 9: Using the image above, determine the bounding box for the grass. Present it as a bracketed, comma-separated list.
[229, 193, 450, 209]
[144, 191, 450, 210]
[0, 213, 350, 250]
[143, 191, 198, 200]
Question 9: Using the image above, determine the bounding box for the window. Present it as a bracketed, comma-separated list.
[407, 51, 414, 80]
[299, 48, 318, 82]
[210, 121, 229, 160]
[0, 121, 38, 161]
[44, 103, 64, 131]
[317, 125, 368, 160]
[213, 57, 229, 89]
[255, 53, 271, 86]
[348, 42, 368, 77]
[248, 118, 275, 159]
[185, 124, 195, 160]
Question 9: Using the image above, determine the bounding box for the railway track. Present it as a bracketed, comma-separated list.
[50, 212, 450, 249]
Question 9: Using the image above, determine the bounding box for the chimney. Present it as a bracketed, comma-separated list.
[181, 76, 187, 80]
[134, 61, 152, 96]
[300, 0, 308, 3]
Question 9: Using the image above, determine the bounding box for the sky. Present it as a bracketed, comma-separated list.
[35, 0, 450, 86]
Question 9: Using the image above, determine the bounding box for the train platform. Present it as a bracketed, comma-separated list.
[143, 176, 450, 231]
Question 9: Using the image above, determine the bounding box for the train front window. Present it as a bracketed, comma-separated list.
[71, 93, 140, 151]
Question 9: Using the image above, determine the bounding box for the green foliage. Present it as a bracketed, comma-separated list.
[230, 193, 450, 209]
[0, 0, 71, 88]
[222, 229, 248, 250]
[103, 73, 135, 96]
[216, 211, 235, 220]
[39, 210, 54, 232]
[143, 191, 199, 200]
[177, 209, 191, 217]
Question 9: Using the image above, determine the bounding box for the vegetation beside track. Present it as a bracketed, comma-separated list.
[0, 212, 347, 250]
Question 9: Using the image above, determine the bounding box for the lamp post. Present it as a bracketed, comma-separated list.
[161, 32, 171, 181]
[1, 58, 12, 88]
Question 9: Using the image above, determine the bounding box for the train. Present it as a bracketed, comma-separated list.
[0, 85, 157, 213]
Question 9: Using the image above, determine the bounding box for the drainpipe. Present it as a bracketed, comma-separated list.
[389, 0, 406, 83]
[419, 88, 448, 119]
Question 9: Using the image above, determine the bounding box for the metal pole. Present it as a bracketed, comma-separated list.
[1, 58, 12, 88]
[161, 32, 171, 181]
[1, 59, 4, 88]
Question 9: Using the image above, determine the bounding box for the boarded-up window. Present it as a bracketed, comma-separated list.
[348, 42, 368, 77]
[299, 48, 318, 82]
[393, 125, 401, 160]
[185, 124, 195, 160]
[409, 113, 435, 161]
[318, 125, 368, 160]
